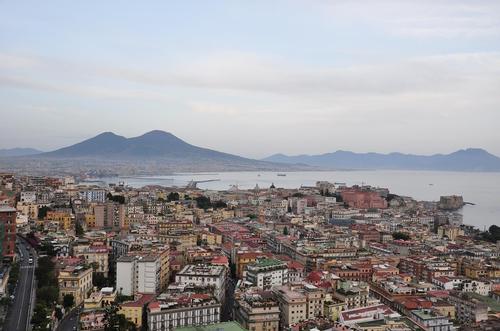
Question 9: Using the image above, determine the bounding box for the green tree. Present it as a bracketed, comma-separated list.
[75, 221, 84, 237]
[8, 262, 20, 292]
[195, 196, 212, 210]
[36, 256, 57, 288]
[93, 272, 110, 288]
[54, 307, 63, 320]
[63, 294, 74, 309]
[107, 193, 125, 204]
[212, 200, 227, 209]
[283, 226, 289, 235]
[32, 303, 50, 331]
[392, 232, 411, 241]
[167, 192, 180, 202]
[38, 206, 51, 220]
[37, 286, 59, 307]
[104, 302, 136, 331]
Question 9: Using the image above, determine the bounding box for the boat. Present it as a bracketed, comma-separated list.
[277, 173, 287, 177]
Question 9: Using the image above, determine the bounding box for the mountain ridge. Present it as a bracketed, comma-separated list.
[263, 148, 500, 171]
[0, 148, 43, 157]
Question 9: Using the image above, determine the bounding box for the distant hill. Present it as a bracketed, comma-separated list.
[263, 148, 500, 171]
[39, 130, 292, 171]
[0, 148, 42, 157]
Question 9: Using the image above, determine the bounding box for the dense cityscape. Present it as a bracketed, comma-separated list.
[2, 1, 500, 331]
[0, 173, 498, 331]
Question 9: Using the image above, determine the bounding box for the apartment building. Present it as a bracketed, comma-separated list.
[233, 291, 280, 331]
[147, 288, 221, 331]
[93, 202, 125, 230]
[272, 283, 325, 329]
[58, 265, 93, 306]
[410, 309, 454, 331]
[245, 258, 289, 290]
[176, 264, 227, 302]
[0, 206, 16, 262]
[117, 255, 161, 296]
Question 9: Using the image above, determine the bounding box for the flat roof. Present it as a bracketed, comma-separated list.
[174, 322, 246, 331]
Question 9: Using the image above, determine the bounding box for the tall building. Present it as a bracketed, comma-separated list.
[245, 258, 289, 290]
[79, 189, 106, 203]
[147, 285, 221, 331]
[93, 202, 125, 230]
[272, 283, 325, 328]
[58, 265, 93, 306]
[233, 290, 280, 331]
[116, 255, 161, 296]
[0, 206, 16, 262]
[176, 264, 227, 303]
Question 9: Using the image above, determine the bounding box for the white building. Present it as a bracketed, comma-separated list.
[148, 291, 220, 331]
[117, 255, 161, 296]
[79, 189, 106, 203]
[176, 264, 226, 302]
[461, 280, 491, 296]
[20, 191, 37, 203]
[245, 258, 289, 290]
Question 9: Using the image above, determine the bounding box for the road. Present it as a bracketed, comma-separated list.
[3, 238, 36, 331]
[56, 306, 79, 331]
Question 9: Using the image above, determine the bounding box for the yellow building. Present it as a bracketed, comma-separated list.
[119, 293, 155, 328]
[58, 266, 93, 306]
[235, 252, 270, 279]
[199, 231, 222, 245]
[437, 226, 464, 241]
[433, 302, 456, 320]
[324, 300, 346, 321]
[16, 202, 38, 220]
[46, 211, 72, 230]
[85, 214, 96, 228]
[83, 287, 117, 309]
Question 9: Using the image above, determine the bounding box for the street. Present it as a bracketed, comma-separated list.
[56, 306, 79, 331]
[3, 237, 36, 331]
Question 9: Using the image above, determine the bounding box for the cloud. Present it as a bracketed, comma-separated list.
[3, 50, 499, 100]
[319, 0, 500, 38]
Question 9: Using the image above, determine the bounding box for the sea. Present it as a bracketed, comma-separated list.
[97, 170, 500, 230]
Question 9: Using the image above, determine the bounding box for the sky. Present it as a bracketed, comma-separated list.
[1, 0, 500, 158]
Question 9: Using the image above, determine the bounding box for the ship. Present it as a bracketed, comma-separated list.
[277, 173, 287, 177]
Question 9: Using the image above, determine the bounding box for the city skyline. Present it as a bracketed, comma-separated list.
[1, 0, 500, 158]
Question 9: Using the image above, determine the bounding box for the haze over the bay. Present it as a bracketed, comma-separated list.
[1, 0, 500, 158]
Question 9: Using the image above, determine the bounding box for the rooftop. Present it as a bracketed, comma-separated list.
[174, 322, 246, 331]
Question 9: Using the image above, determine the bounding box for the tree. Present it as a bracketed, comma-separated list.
[93, 272, 110, 288]
[482, 225, 500, 242]
[167, 192, 180, 202]
[107, 193, 125, 204]
[195, 196, 212, 210]
[63, 294, 75, 309]
[75, 221, 84, 237]
[104, 302, 136, 331]
[38, 206, 51, 220]
[37, 285, 59, 307]
[39, 242, 56, 257]
[32, 303, 50, 331]
[212, 200, 227, 209]
[8, 262, 20, 293]
[283, 226, 289, 235]
[392, 232, 410, 241]
[54, 307, 63, 320]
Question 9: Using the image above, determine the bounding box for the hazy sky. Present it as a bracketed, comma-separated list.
[1, 0, 500, 158]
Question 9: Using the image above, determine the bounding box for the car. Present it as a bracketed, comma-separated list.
[28, 258, 33, 264]
[9, 295, 15, 300]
